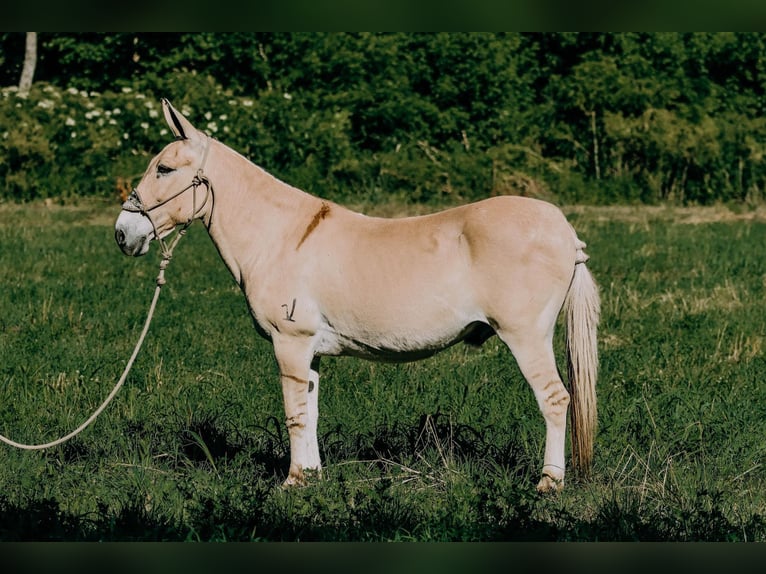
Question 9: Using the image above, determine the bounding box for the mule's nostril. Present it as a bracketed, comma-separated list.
[115, 228, 125, 246]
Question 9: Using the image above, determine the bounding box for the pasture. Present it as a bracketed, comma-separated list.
[1, 199, 766, 541]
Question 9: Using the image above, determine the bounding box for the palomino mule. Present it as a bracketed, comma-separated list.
[115, 99, 600, 492]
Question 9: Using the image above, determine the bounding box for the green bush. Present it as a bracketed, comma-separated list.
[0, 76, 387, 203]
[4, 32, 766, 207]
[1, 83, 163, 200]
[0, 78, 515, 205]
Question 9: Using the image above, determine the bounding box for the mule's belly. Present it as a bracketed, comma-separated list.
[313, 316, 491, 362]
[316, 334, 445, 362]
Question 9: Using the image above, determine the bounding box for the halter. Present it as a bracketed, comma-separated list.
[121, 134, 213, 261]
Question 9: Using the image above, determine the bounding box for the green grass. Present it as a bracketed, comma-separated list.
[1, 199, 766, 540]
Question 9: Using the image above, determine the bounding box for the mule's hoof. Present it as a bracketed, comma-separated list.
[281, 475, 305, 489]
[536, 474, 564, 493]
[281, 467, 321, 489]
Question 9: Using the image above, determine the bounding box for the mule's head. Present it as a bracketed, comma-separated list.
[115, 99, 211, 256]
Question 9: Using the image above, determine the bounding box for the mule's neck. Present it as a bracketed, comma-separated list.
[200, 140, 319, 285]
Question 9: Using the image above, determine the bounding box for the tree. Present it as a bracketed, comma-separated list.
[18, 32, 36, 97]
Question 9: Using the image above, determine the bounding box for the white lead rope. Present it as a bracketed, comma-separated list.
[0, 232, 184, 450]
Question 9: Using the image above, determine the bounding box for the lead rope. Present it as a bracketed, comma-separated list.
[0, 233, 185, 450]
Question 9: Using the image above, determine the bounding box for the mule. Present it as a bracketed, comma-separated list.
[115, 99, 600, 492]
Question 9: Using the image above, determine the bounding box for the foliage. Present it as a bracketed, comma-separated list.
[2, 33, 766, 205]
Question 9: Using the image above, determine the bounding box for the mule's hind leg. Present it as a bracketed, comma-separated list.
[499, 330, 570, 492]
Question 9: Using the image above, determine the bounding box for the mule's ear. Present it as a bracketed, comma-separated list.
[161, 98, 197, 140]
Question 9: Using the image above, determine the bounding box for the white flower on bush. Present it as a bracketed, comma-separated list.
[206, 122, 218, 133]
[65, 117, 76, 127]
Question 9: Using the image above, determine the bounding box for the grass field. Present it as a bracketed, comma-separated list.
[1, 199, 766, 541]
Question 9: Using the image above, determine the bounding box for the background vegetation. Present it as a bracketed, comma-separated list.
[2, 32, 766, 205]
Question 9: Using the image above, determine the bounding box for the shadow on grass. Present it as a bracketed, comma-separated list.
[3, 412, 766, 541]
[321, 411, 529, 476]
[5, 486, 761, 541]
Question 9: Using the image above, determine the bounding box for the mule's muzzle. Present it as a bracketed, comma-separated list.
[115, 211, 153, 257]
[115, 226, 147, 256]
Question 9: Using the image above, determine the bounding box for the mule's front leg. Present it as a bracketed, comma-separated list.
[274, 339, 321, 487]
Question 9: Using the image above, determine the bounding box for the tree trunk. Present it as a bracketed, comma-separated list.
[18, 32, 37, 97]
[590, 109, 601, 180]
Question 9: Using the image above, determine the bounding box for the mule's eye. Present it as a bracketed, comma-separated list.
[156, 164, 175, 177]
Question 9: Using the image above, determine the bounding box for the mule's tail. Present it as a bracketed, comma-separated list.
[564, 251, 600, 478]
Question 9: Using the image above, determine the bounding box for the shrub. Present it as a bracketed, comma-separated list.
[1, 83, 164, 201]
[0, 78, 506, 206]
